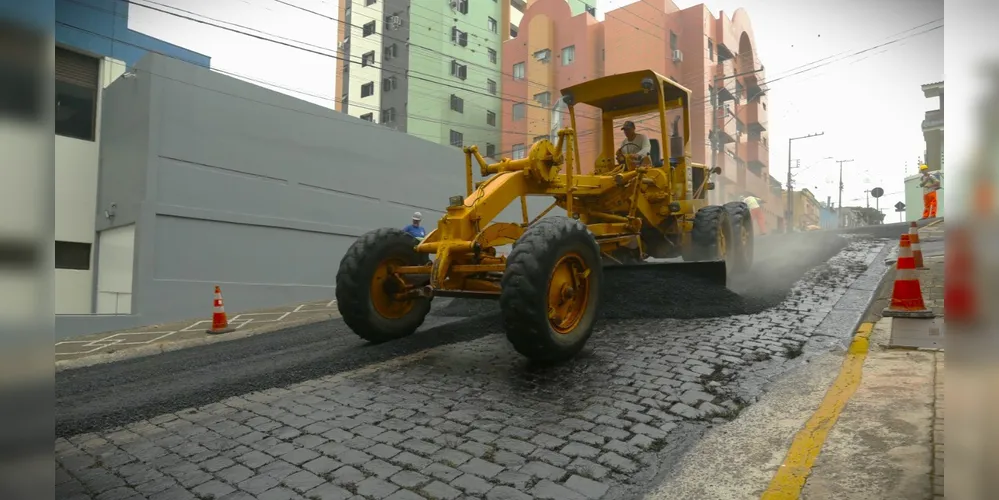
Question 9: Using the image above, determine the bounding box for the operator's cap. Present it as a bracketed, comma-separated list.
[620, 120, 636, 131]
[919, 164, 929, 171]
[412, 211, 422, 221]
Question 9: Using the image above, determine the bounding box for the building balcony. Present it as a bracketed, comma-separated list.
[745, 167, 769, 199]
[715, 17, 736, 56]
[745, 99, 768, 131]
[714, 60, 736, 103]
[746, 138, 769, 168]
[715, 59, 735, 80]
[717, 150, 739, 184]
[922, 109, 943, 131]
[714, 106, 738, 144]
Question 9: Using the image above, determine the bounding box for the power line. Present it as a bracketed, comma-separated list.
[84, 0, 746, 150]
[107, 0, 769, 137]
[68, 0, 942, 164]
[57, 22, 565, 144]
[88, 0, 569, 117]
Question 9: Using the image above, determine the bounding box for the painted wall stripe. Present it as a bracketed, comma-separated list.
[760, 322, 875, 499]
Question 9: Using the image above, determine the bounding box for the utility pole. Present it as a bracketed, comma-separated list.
[836, 159, 854, 228]
[786, 132, 824, 231]
[864, 189, 871, 208]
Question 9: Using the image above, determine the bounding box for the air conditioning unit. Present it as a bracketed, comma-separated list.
[672, 49, 683, 62]
[387, 15, 401, 29]
[337, 39, 348, 49]
[448, 0, 459, 10]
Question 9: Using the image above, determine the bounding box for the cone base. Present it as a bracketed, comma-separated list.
[206, 327, 235, 335]
[882, 308, 935, 319]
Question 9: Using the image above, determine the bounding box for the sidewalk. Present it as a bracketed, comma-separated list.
[645, 220, 945, 500]
[56, 299, 340, 371]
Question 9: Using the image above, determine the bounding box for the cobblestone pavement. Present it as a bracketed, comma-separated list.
[56, 237, 890, 500]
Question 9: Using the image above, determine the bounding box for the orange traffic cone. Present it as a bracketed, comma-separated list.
[207, 285, 235, 334]
[945, 226, 977, 324]
[909, 222, 927, 269]
[882, 234, 935, 318]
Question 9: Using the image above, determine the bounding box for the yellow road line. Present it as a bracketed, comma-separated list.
[760, 322, 875, 500]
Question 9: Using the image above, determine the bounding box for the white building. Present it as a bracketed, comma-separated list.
[55, 46, 128, 314]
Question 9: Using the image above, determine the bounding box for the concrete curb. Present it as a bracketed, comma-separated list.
[801, 239, 896, 355]
[55, 314, 334, 373]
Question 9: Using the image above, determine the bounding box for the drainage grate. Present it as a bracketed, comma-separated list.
[889, 317, 945, 349]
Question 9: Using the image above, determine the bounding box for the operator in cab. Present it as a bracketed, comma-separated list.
[615, 120, 651, 167]
[402, 212, 426, 241]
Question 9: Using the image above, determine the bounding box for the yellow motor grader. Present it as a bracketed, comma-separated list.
[335, 70, 754, 362]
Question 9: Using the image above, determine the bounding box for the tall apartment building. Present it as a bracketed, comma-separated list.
[333, 0, 596, 157]
[500, 0, 777, 229]
[53, 0, 209, 314]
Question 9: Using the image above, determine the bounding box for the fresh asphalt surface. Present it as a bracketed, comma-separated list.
[55, 227, 909, 439]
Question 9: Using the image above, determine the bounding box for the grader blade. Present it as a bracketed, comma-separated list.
[603, 260, 728, 288]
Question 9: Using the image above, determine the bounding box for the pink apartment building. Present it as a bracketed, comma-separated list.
[501, 0, 781, 231]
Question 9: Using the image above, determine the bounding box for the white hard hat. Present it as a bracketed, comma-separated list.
[412, 212, 422, 221]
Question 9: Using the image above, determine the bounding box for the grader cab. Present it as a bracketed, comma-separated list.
[335, 70, 754, 362]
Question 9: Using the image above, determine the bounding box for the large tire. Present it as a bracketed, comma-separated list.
[689, 205, 734, 262]
[723, 201, 754, 273]
[500, 217, 603, 363]
[335, 228, 432, 343]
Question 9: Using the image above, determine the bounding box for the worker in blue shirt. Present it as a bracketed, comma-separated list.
[402, 212, 426, 240]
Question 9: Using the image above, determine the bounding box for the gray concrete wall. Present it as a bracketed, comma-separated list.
[58, 52, 557, 338]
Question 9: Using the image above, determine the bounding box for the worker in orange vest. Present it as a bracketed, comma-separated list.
[742, 193, 767, 235]
[918, 164, 942, 219]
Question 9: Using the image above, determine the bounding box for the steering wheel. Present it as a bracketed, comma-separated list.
[616, 144, 644, 167]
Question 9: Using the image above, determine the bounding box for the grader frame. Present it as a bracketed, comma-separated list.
[401, 70, 725, 293]
[335, 69, 753, 363]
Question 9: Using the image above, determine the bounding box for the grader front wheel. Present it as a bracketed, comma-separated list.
[500, 217, 603, 363]
[335, 228, 432, 343]
[690, 205, 735, 263]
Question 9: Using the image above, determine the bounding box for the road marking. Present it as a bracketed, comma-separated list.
[55, 300, 336, 356]
[761, 321, 875, 499]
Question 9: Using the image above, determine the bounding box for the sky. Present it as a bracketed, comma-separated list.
[127, 0, 944, 213]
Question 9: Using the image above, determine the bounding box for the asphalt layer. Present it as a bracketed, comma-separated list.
[56, 231, 852, 439]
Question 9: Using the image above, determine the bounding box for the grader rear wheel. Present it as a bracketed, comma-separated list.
[335, 228, 432, 343]
[500, 217, 603, 363]
[723, 201, 754, 273]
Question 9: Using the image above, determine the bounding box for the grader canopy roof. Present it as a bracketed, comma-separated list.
[559, 70, 691, 113]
